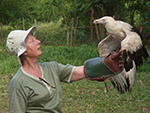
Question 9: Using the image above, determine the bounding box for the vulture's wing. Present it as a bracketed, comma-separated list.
[120, 27, 149, 91]
[98, 35, 135, 93]
[98, 35, 121, 57]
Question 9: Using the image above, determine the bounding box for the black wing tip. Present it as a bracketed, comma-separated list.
[131, 27, 142, 39]
[122, 50, 133, 72]
[110, 78, 131, 94]
[122, 45, 149, 71]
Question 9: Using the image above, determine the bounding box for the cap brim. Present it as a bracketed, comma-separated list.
[17, 26, 36, 65]
[17, 26, 36, 57]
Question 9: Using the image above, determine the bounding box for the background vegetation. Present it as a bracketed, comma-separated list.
[0, 0, 150, 46]
[0, 0, 150, 112]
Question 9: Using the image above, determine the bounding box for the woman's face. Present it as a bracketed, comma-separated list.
[24, 34, 42, 58]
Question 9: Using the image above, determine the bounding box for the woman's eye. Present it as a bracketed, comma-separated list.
[29, 39, 35, 43]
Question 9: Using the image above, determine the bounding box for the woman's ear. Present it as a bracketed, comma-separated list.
[23, 51, 28, 56]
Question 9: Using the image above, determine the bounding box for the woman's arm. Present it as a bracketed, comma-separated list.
[70, 66, 86, 82]
[70, 51, 124, 82]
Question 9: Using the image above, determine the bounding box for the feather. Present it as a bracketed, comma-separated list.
[94, 16, 149, 93]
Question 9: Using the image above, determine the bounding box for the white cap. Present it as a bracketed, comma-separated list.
[6, 26, 36, 64]
[6, 26, 36, 57]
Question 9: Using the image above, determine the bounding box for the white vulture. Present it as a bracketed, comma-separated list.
[93, 16, 149, 94]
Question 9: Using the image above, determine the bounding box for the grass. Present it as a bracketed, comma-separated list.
[0, 45, 150, 113]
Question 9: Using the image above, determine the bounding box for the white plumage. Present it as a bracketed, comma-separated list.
[94, 16, 149, 93]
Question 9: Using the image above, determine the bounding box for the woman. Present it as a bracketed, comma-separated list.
[6, 26, 123, 113]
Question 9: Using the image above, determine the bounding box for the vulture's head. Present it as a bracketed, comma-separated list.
[93, 16, 115, 25]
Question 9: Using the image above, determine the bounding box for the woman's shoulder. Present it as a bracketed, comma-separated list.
[10, 68, 24, 83]
[39, 61, 60, 68]
[8, 68, 26, 93]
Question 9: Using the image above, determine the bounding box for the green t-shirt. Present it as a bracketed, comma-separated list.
[8, 61, 75, 113]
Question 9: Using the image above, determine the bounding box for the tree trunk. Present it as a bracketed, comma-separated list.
[67, 28, 70, 46]
[34, 19, 37, 26]
[99, 8, 106, 39]
[99, 24, 105, 39]
[95, 24, 100, 40]
[61, 4, 70, 46]
[73, 16, 79, 45]
[70, 18, 74, 46]
[90, 7, 94, 42]
[0, 23, 3, 45]
[130, 9, 135, 26]
[139, 16, 143, 33]
[64, 18, 69, 46]
[22, 17, 25, 30]
[103, 4, 114, 16]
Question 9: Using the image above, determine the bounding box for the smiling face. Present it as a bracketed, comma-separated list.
[24, 34, 42, 59]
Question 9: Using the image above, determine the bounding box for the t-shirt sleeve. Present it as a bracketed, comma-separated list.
[47, 62, 75, 83]
[57, 63, 75, 83]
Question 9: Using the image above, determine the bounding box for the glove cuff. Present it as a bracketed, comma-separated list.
[84, 57, 115, 81]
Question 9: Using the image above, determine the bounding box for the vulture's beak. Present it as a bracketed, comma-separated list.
[93, 19, 103, 24]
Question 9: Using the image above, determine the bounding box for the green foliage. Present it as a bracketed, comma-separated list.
[1, 0, 150, 111]
[39, 45, 98, 65]
[35, 20, 97, 46]
[30, 0, 62, 22]
[0, 0, 26, 24]
[0, 51, 19, 74]
[1, 23, 99, 48]
[1, 0, 150, 45]
[1, 0, 150, 26]
[35, 19, 67, 45]
[0, 25, 14, 46]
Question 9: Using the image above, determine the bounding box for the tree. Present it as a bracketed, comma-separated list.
[0, 0, 24, 24]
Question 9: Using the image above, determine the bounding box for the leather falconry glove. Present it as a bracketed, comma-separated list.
[84, 51, 124, 81]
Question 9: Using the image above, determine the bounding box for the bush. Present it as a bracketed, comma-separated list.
[0, 25, 14, 46]
[35, 19, 98, 46]
[36, 19, 67, 45]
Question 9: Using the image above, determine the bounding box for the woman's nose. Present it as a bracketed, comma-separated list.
[36, 39, 41, 44]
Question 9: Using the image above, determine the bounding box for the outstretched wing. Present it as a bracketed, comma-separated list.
[120, 27, 149, 90]
[98, 35, 135, 93]
[98, 35, 121, 56]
